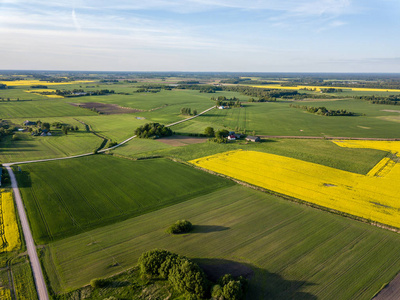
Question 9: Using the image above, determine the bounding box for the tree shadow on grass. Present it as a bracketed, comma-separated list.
[194, 258, 317, 300]
[191, 225, 230, 234]
[13, 170, 32, 188]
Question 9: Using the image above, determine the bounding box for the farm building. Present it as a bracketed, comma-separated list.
[23, 120, 36, 126]
[228, 134, 236, 141]
[218, 106, 230, 109]
[246, 136, 260, 142]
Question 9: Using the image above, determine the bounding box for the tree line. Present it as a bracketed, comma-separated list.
[355, 95, 400, 105]
[289, 104, 357, 116]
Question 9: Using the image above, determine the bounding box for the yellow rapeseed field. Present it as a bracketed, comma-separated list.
[250, 84, 400, 93]
[0, 287, 11, 300]
[332, 140, 400, 154]
[0, 190, 21, 252]
[0, 80, 94, 86]
[24, 89, 64, 98]
[190, 146, 400, 228]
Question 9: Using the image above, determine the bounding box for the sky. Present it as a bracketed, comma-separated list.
[0, 0, 399, 72]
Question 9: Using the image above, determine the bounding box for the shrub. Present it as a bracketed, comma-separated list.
[167, 220, 193, 234]
[90, 278, 108, 288]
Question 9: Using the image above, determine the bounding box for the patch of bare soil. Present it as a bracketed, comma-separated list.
[70, 102, 141, 114]
[196, 259, 254, 282]
[157, 135, 207, 147]
[381, 109, 400, 113]
[373, 272, 400, 300]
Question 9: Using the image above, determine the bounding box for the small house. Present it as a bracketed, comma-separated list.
[24, 120, 36, 126]
[228, 134, 236, 141]
[245, 136, 260, 142]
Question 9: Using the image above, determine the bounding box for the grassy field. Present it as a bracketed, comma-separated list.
[0, 130, 103, 163]
[42, 186, 400, 299]
[0, 100, 97, 119]
[16, 155, 233, 243]
[11, 256, 38, 300]
[113, 138, 387, 175]
[172, 99, 400, 138]
[75, 114, 147, 142]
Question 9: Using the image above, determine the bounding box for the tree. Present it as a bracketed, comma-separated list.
[62, 126, 68, 135]
[204, 127, 215, 137]
[42, 122, 50, 130]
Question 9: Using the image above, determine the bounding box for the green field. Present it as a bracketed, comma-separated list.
[76, 114, 147, 142]
[113, 138, 387, 175]
[173, 99, 400, 138]
[0, 100, 97, 119]
[16, 155, 233, 243]
[11, 256, 38, 300]
[43, 186, 400, 299]
[0, 130, 103, 163]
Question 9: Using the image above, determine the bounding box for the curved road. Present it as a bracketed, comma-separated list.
[3, 105, 216, 300]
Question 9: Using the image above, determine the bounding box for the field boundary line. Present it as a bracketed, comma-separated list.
[259, 135, 400, 141]
[184, 161, 400, 234]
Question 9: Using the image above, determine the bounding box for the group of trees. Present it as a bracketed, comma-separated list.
[0, 84, 7, 89]
[55, 89, 115, 97]
[138, 249, 208, 298]
[135, 123, 172, 138]
[289, 104, 357, 116]
[181, 108, 198, 116]
[0, 120, 16, 141]
[138, 249, 248, 299]
[320, 88, 343, 93]
[204, 127, 231, 143]
[356, 95, 400, 105]
[211, 274, 248, 300]
[167, 220, 193, 234]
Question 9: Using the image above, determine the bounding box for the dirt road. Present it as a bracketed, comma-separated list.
[5, 166, 49, 300]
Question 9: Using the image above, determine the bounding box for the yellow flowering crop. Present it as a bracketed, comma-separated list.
[0, 287, 11, 300]
[332, 140, 400, 154]
[191, 147, 400, 229]
[250, 84, 400, 93]
[0, 190, 21, 252]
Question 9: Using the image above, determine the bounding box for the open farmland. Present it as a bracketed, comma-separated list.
[0, 129, 103, 163]
[250, 84, 400, 93]
[15, 155, 233, 243]
[190, 144, 400, 229]
[114, 138, 386, 175]
[42, 186, 400, 299]
[0, 100, 97, 119]
[173, 99, 400, 138]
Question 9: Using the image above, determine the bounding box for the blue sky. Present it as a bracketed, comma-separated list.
[0, 0, 399, 72]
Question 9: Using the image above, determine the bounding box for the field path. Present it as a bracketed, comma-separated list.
[5, 166, 49, 300]
[1, 105, 216, 299]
